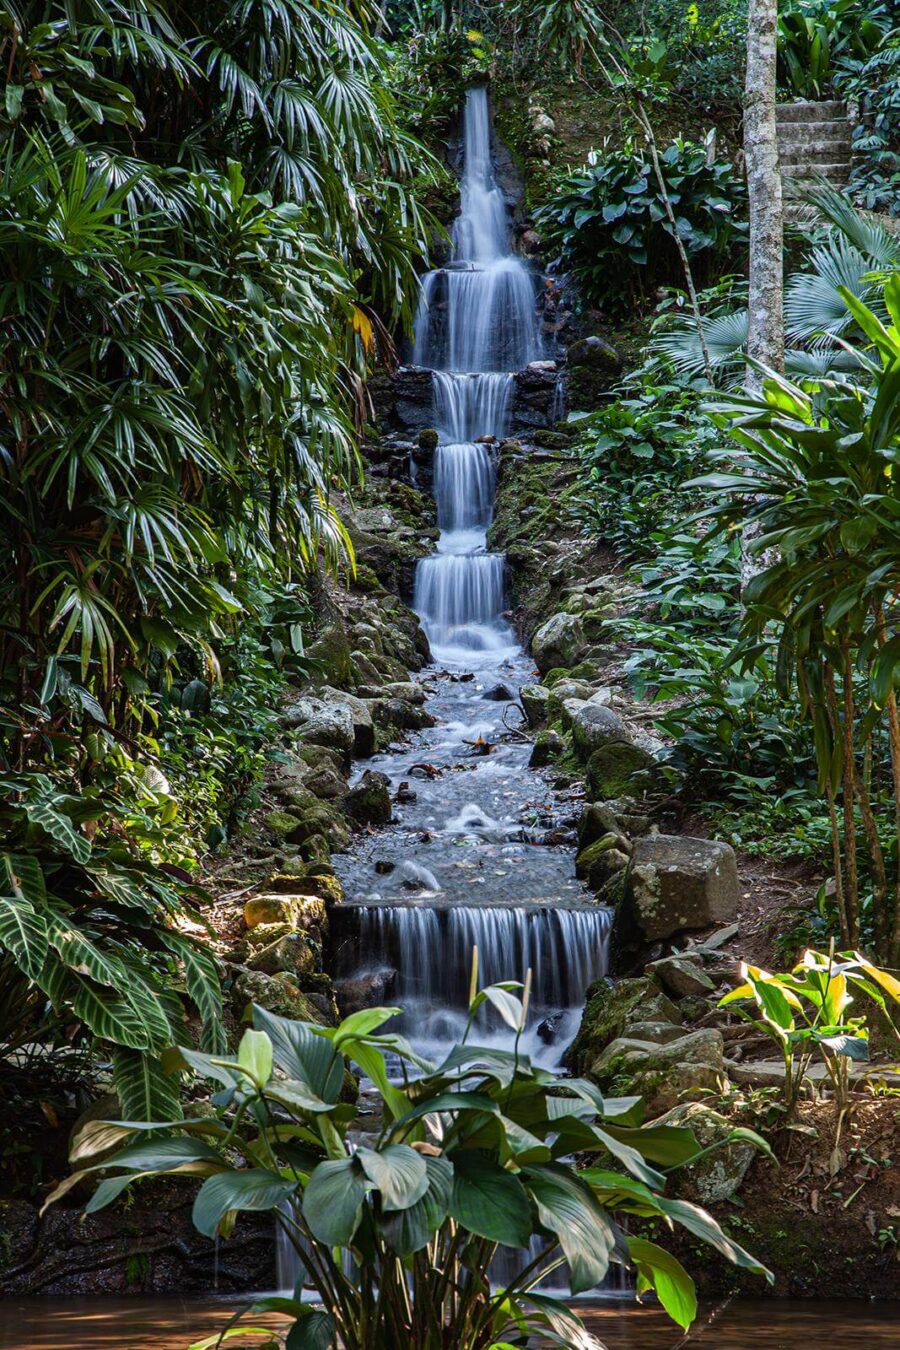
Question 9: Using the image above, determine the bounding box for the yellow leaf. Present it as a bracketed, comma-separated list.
[351, 305, 374, 354]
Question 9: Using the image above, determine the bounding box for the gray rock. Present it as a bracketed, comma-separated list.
[591, 1028, 725, 1116]
[646, 953, 717, 999]
[567, 701, 631, 759]
[531, 611, 587, 674]
[283, 696, 354, 754]
[658, 1103, 757, 1204]
[529, 729, 564, 767]
[520, 683, 550, 727]
[336, 967, 397, 1017]
[611, 835, 740, 968]
[566, 335, 622, 371]
[625, 1020, 690, 1045]
[316, 687, 376, 757]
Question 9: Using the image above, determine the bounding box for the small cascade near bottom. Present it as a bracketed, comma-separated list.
[333, 905, 612, 1068]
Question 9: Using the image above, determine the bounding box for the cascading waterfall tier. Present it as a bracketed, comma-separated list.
[411, 88, 542, 375]
[333, 904, 612, 1066]
[412, 86, 541, 664]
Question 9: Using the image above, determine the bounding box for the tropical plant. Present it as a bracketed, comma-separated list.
[567, 382, 720, 558]
[777, 0, 890, 98]
[0, 772, 224, 1118]
[536, 137, 746, 313]
[695, 281, 900, 961]
[651, 191, 900, 383]
[46, 984, 773, 1348]
[835, 28, 900, 217]
[720, 947, 900, 1110]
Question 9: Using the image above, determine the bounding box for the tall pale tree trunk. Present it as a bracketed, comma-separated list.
[744, 0, 784, 388]
[742, 0, 784, 589]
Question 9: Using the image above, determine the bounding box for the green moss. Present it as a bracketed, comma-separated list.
[265, 809, 303, 839]
[587, 742, 658, 800]
[308, 621, 352, 688]
[567, 976, 658, 1073]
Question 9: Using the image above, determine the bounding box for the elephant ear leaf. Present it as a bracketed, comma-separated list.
[628, 1236, 697, 1329]
[193, 1169, 297, 1238]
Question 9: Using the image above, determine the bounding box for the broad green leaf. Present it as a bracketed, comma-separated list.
[302, 1157, 370, 1246]
[252, 1006, 343, 1102]
[380, 1155, 452, 1255]
[657, 1196, 773, 1282]
[194, 1169, 297, 1238]
[448, 1150, 531, 1248]
[22, 798, 91, 861]
[523, 1163, 616, 1294]
[628, 1237, 697, 1329]
[238, 1029, 273, 1087]
[332, 1006, 401, 1046]
[356, 1144, 428, 1211]
[285, 1311, 336, 1350]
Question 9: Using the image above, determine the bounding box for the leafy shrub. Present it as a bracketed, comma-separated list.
[835, 30, 900, 217]
[48, 987, 772, 1346]
[615, 0, 748, 112]
[721, 950, 900, 1110]
[537, 138, 746, 313]
[0, 772, 224, 1119]
[777, 0, 890, 98]
[567, 382, 720, 559]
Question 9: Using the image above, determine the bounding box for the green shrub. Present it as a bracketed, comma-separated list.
[777, 0, 890, 98]
[537, 138, 745, 314]
[49, 987, 772, 1346]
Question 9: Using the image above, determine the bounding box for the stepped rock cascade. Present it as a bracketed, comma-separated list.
[336, 85, 611, 1080]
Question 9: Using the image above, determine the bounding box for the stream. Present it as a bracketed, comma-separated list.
[331, 84, 610, 1076]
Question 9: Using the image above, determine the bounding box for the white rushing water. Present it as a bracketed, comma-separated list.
[412, 86, 543, 665]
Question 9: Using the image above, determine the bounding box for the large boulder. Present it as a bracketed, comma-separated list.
[611, 835, 740, 969]
[658, 1102, 758, 1205]
[316, 686, 376, 757]
[520, 683, 550, 727]
[586, 742, 659, 800]
[531, 612, 587, 674]
[283, 696, 354, 755]
[590, 1028, 725, 1116]
[567, 701, 630, 760]
[306, 622, 352, 688]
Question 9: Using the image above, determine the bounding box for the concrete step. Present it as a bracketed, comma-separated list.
[777, 123, 852, 147]
[776, 99, 848, 122]
[780, 146, 852, 166]
[782, 161, 851, 180]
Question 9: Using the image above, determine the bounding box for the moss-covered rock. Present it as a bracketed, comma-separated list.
[265, 809, 304, 840]
[230, 966, 325, 1024]
[418, 427, 439, 449]
[658, 1102, 757, 1205]
[307, 621, 353, 689]
[532, 611, 587, 674]
[575, 834, 630, 890]
[529, 728, 565, 766]
[247, 932, 316, 979]
[520, 683, 550, 727]
[344, 769, 392, 825]
[566, 976, 681, 1074]
[243, 894, 326, 931]
[586, 741, 659, 799]
[591, 1029, 725, 1116]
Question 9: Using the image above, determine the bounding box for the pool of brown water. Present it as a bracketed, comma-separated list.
[0, 1297, 896, 1349]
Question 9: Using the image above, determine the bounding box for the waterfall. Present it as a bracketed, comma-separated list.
[333, 904, 612, 1067]
[412, 87, 542, 374]
[412, 85, 542, 665]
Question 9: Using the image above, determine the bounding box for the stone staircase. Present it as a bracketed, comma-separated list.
[776, 99, 853, 204]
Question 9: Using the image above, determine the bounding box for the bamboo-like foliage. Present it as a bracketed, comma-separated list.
[0, 3, 432, 1082]
[695, 280, 900, 961]
[0, 0, 433, 743]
